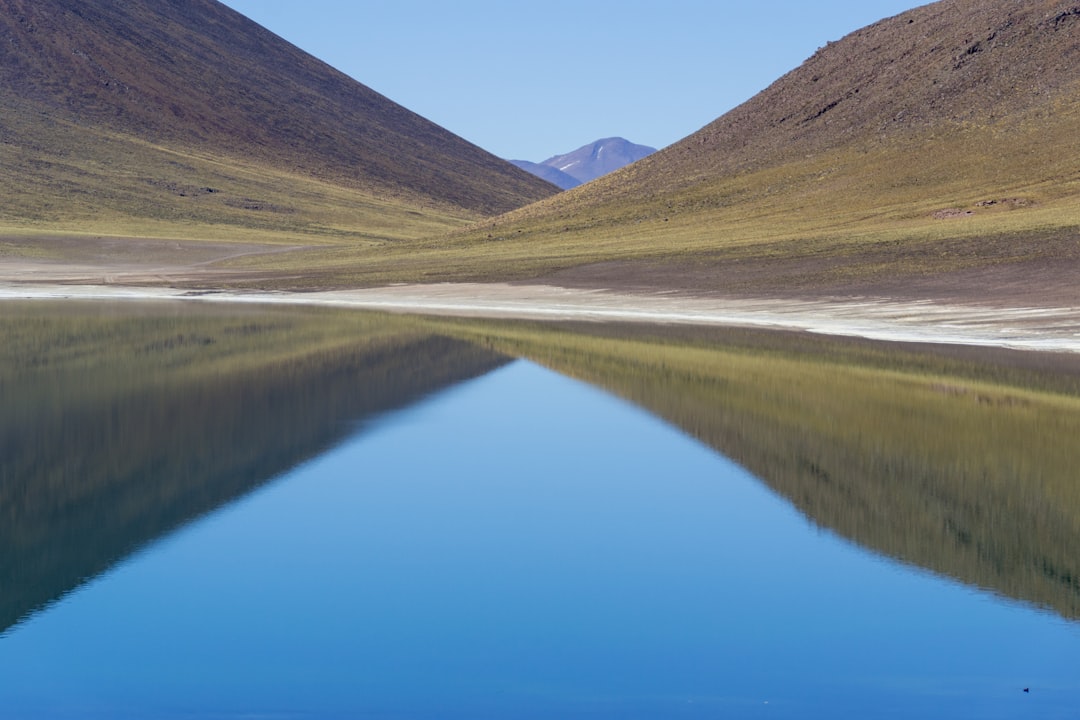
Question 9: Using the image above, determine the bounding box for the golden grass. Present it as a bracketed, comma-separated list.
[0, 110, 476, 250]
[5, 88, 1078, 294]
[201, 104, 1080, 289]
[5, 2, 1079, 295]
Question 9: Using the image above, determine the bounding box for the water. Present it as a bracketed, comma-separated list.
[1, 304, 1078, 718]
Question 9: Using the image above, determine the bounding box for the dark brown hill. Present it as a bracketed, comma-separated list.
[636, 0, 1080, 192]
[0, 0, 555, 219]
[429, 0, 1080, 302]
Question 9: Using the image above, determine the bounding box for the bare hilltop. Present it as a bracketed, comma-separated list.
[0, 0, 555, 244]
[455, 0, 1080, 306]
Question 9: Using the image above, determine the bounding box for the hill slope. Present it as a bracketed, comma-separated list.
[585, 0, 1080, 200]
[328, 0, 1079, 301]
[0, 0, 556, 241]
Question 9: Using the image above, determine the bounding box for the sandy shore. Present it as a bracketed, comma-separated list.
[2, 281, 1079, 355]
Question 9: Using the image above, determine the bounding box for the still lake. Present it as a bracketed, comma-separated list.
[1, 302, 1078, 719]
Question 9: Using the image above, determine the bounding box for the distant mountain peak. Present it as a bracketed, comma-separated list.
[512, 137, 656, 189]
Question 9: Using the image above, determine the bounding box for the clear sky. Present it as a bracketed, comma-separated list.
[218, 1, 927, 161]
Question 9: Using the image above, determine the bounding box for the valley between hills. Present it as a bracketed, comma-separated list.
[1, 0, 1079, 349]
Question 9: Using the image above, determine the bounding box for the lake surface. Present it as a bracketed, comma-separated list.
[1, 303, 1078, 719]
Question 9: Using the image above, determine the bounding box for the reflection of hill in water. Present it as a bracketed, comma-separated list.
[6, 305, 1078, 634]
[0, 304, 508, 634]
[472, 322, 1080, 621]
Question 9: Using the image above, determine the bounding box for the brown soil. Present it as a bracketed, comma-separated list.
[4, 229, 1079, 311]
[613, 0, 1080, 197]
[1, 0, 555, 216]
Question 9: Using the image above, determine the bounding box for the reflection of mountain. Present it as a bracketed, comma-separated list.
[0, 305, 508, 635]
[472, 323, 1080, 621]
[8, 305, 1079, 636]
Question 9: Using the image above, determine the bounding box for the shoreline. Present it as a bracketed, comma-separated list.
[2, 281, 1079, 355]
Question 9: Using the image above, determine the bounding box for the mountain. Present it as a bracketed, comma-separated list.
[541, 137, 657, 185]
[509, 160, 581, 191]
[585, 1, 1080, 201]
[0, 0, 556, 240]
[406, 0, 1080, 302]
[511, 138, 657, 190]
[5, 0, 1079, 300]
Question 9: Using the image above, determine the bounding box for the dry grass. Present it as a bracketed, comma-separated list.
[0, 106, 475, 246]
[213, 1, 1080, 294]
[3, 0, 1079, 301]
[207, 94, 1080, 294]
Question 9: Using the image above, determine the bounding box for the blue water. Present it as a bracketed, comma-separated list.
[1, 361, 1077, 719]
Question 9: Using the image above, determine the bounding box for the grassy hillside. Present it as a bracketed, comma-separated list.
[0, 0, 555, 243]
[241, 0, 1080, 298]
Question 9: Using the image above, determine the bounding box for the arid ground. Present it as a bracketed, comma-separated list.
[3, 234, 1078, 356]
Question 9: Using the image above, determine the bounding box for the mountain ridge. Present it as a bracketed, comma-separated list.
[509, 159, 581, 190]
[3, 0, 1079, 302]
[423, 0, 1080, 302]
[542, 137, 656, 185]
[0, 0, 556, 237]
[625, 0, 1080, 193]
[511, 137, 656, 190]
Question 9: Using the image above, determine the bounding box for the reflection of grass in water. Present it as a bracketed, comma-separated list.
[437, 318, 1080, 620]
[5, 303, 1079, 624]
[0, 303, 508, 634]
[1, 301, 421, 377]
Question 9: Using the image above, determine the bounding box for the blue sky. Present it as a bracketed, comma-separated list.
[219, 1, 927, 161]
